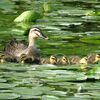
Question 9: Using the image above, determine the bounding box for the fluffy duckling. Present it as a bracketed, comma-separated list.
[58, 56, 70, 65]
[87, 54, 100, 64]
[69, 55, 81, 64]
[18, 54, 40, 64]
[0, 53, 5, 63]
[79, 57, 88, 71]
[0, 52, 16, 63]
[41, 55, 57, 65]
[79, 57, 88, 65]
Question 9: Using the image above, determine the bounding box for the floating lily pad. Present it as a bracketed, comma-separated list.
[12, 86, 55, 99]
[80, 36, 100, 44]
[0, 93, 20, 100]
[12, 87, 42, 99]
[0, 78, 6, 83]
[46, 90, 67, 97]
[42, 95, 60, 100]
[0, 83, 16, 89]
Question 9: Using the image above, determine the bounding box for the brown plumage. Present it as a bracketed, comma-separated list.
[58, 56, 70, 65]
[0, 52, 16, 63]
[87, 54, 100, 64]
[4, 27, 48, 63]
[69, 55, 81, 64]
[41, 55, 57, 65]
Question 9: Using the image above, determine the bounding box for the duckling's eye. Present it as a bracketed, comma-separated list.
[63, 59, 66, 60]
[52, 57, 55, 59]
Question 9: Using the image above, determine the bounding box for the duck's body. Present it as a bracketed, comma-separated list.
[4, 27, 48, 63]
[41, 55, 57, 65]
[69, 56, 81, 64]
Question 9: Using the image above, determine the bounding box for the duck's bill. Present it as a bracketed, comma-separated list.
[40, 32, 48, 40]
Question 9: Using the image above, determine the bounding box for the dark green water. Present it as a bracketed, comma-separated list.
[0, 0, 100, 100]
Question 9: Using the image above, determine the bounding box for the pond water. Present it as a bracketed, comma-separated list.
[0, 0, 100, 100]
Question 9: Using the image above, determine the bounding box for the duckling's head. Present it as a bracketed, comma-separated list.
[0, 54, 5, 63]
[95, 54, 100, 62]
[61, 56, 69, 64]
[49, 55, 57, 64]
[19, 54, 33, 64]
[79, 57, 88, 65]
[29, 27, 48, 40]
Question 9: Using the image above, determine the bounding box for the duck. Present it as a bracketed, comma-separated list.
[87, 54, 100, 64]
[58, 56, 70, 65]
[41, 55, 57, 65]
[69, 55, 81, 64]
[4, 27, 48, 63]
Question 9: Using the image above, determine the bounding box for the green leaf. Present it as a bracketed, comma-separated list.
[0, 93, 20, 100]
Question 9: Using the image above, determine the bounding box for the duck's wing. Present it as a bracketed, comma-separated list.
[4, 39, 27, 57]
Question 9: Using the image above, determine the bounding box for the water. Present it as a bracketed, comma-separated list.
[0, 0, 100, 99]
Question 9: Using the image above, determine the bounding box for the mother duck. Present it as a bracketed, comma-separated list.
[4, 27, 48, 63]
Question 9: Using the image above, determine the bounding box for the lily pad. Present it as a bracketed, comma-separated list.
[42, 95, 60, 100]
[12, 86, 55, 99]
[0, 78, 7, 83]
[0, 83, 16, 89]
[0, 93, 20, 100]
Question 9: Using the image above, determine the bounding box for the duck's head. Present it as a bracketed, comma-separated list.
[49, 55, 57, 64]
[61, 56, 69, 64]
[29, 27, 48, 40]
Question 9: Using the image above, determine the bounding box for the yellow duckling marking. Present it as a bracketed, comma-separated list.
[79, 57, 88, 65]
[0, 53, 6, 63]
[95, 54, 100, 62]
[0, 58, 5, 63]
[49, 55, 57, 64]
[61, 56, 70, 65]
[21, 60, 25, 64]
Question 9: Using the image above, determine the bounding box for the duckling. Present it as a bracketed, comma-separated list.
[41, 55, 57, 65]
[0, 53, 5, 63]
[18, 54, 40, 64]
[58, 56, 70, 65]
[79, 57, 88, 65]
[79, 57, 88, 71]
[87, 54, 100, 64]
[0, 52, 16, 63]
[4, 27, 48, 63]
[69, 55, 81, 64]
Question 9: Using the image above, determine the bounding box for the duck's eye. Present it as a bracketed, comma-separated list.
[34, 29, 40, 32]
